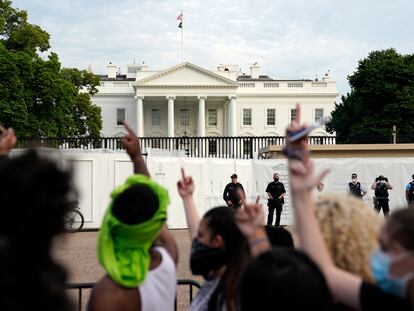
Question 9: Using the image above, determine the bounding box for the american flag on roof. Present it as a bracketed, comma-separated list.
[177, 11, 183, 21]
[177, 11, 183, 28]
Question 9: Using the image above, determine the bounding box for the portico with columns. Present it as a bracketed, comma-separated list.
[132, 62, 238, 138]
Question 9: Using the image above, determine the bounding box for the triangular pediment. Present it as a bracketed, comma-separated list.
[135, 62, 238, 88]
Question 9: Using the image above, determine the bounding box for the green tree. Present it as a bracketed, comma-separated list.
[0, 0, 102, 138]
[327, 49, 414, 138]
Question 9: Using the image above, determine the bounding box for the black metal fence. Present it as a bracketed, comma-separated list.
[67, 279, 201, 311]
[15, 135, 413, 159]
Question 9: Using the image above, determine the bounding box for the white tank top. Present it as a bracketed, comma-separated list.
[139, 247, 177, 311]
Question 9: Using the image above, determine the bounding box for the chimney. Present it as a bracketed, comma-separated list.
[107, 62, 117, 79]
[250, 62, 260, 79]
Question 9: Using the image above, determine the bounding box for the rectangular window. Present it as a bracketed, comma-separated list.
[180, 109, 189, 127]
[243, 109, 252, 126]
[290, 108, 297, 123]
[208, 109, 217, 126]
[151, 109, 161, 127]
[116, 108, 126, 126]
[315, 108, 324, 123]
[266, 109, 276, 126]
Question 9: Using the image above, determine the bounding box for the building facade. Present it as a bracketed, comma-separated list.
[92, 62, 338, 138]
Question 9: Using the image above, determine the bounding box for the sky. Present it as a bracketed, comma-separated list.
[13, 0, 414, 97]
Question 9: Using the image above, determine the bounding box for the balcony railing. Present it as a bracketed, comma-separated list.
[14, 135, 412, 159]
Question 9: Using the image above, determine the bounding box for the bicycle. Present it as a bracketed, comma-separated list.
[64, 201, 84, 233]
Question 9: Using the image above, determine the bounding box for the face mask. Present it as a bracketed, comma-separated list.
[274, 178, 279, 182]
[352, 179, 357, 183]
[371, 249, 414, 297]
[190, 238, 228, 280]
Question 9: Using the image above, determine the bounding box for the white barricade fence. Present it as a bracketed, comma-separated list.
[11, 149, 414, 229]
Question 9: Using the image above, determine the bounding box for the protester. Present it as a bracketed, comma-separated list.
[315, 194, 382, 282]
[223, 174, 245, 209]
[0, 144, 73, 310]
[285, 104, 414, 310]
[347, 173, 367, 198]
[88, 123, 178, 311]
[265, 173, 286, 226]
[371, 175, 393, 217]
[265, 225, 294, 249]
[234, 202, 332, 310]
[178, 169, 250, 311]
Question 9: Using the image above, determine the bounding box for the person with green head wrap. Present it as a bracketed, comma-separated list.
[88, 123, 178, 311]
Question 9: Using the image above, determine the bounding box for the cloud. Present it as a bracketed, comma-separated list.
[12, 0, 414, 96]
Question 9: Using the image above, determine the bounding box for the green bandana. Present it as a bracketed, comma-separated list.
[97, 174, 169, 287]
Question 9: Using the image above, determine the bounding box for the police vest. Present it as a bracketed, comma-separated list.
[349, 182, 362, 197]
[408, 182, 414, 202]
[374, 182, 389, 198]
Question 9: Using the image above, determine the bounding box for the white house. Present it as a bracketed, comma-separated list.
[92, 62, 338, 139]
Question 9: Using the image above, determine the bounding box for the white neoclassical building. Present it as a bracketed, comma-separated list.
[92, 62, 338, 138]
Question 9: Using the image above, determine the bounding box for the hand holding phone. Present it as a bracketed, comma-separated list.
[287, 116, 331, 142]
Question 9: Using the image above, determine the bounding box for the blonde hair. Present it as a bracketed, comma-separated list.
[315, 194, 382, 282]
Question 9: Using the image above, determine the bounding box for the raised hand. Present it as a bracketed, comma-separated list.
[121, 122, 141, 160]
[177, 168, 195, 199]
[0, 125, 17, 156]
[235, 196, 263, 239]
[285, 104, 329, 193]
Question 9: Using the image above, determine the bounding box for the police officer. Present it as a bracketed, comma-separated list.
[223, 174, 245, 209]
[371, 175, 393, 217]
[405, 174, 414, 207]
[347, 173, 367, 199]
[265, 173, 286, 227]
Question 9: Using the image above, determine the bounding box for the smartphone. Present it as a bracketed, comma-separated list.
[288, 116, 331, 142]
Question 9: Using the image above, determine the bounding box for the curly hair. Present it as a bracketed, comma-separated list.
[314, 194, 382, 282]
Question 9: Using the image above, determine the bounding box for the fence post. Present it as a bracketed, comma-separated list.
[392, 125, 397, 144]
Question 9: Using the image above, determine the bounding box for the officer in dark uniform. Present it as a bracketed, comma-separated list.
[265, 173, 286, 226]
[371, 175, 393, 217]
[223, 174, 245, 209]
[347, 173, 367, 199]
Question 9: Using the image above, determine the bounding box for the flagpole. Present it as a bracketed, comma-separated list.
[177, 10, 184, 63]
[181, 25, 184, 63]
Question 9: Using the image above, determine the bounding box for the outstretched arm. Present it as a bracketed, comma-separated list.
[177, 168, 201, 240]
[121, 123, 178, 262]
[235, 196, 271, 257]
[286, 104, 362, 310]
[0, 125, 16, 156]
[121, 122, 149, 177]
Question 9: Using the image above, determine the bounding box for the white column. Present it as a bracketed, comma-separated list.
[135, 95, 144, 137]
[223, 100, 229, 136]
[197, 96, 206, 137]
[228, 96, 237, 136]
[167, 96, 175, 137]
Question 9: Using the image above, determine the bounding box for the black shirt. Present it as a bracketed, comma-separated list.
[360, 281, 411, 311]
[266, 181, 286, 203]
[223, 182, 244, 204]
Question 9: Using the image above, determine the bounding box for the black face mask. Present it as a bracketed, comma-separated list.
[274, 178, 279, 182]
[190, 238, 228, 280]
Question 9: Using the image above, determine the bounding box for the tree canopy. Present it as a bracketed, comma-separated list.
[0, 0, 102, 137]
[327, 49, 414, 137]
